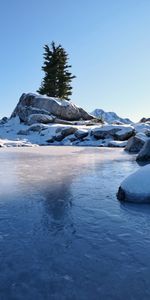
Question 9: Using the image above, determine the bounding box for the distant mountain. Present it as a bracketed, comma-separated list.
[91, 109, 132, 124]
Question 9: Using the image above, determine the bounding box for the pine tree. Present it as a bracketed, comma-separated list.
[37, 42, 76, 100]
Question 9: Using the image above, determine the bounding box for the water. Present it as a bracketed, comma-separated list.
[0, 146, 150, 300]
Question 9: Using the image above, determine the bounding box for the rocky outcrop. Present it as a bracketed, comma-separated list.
[136, 139, 150, 162]
[11, 93, 94, 123]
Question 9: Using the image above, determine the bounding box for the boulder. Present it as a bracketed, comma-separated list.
[18, 124, 48, 135]
[11, 93, 94, 122]
[17, 129, 29, 135]
[117, 165, 150, 203]
[114, 126, 134, 141]
[0, 117, 8, 125]
[75, 129, 88, 139]
[61, 126, 77, 137]
[91, 125, 134, 140]
[136, 139, 150, 161]
[28, 114, 55, 125]
[53, 126, 78, 141]
[91, 126, 121, 139]
[125, 135, 146, 153]
[140, 117, 150, 123]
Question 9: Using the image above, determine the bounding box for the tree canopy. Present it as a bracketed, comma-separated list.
[37, 42, 76, 100]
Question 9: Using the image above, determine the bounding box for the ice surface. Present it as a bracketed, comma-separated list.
[0, 147, 150, 299]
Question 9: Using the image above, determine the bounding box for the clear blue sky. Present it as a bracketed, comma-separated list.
[0, 0, 150, 121]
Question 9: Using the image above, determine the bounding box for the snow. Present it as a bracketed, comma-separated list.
[0, 115, 150, 148]
[119, 165, 150, 203]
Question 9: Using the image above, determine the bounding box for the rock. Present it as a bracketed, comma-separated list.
[46, 137, 55, 143]
[11, 93, 94, 122]
[145, 130, 150, 137]
[61, 126, 77, 137]
[74, 129, 88, 139]
[17, 129, 29, 135]
[91, 125, 134, 140]
[49, 126, 78, 142]
[117, 165, 150, 203]
[136, 139, 150, 161]
[140, 117, 150, 123]
[125, 135, 146, 153]
[114, 126, 134, 141]
[18, 124, 48, 135]
[91, 126, 121, 139]
[28, 114, 55, 125]
[29, 124, 48, 132]
[0, 117, 8, 125]
[54, 134, 64, 142]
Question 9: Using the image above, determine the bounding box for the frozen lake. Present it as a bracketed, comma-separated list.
[0, 146, 150, 299]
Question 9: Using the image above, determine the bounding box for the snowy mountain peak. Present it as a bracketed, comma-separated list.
[91, 109, 132, 124]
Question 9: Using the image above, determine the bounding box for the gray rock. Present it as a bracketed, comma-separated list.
[28, 124, 48, 132]
[114, 127, 134, 141]
[46, 137, 55, 143]
[125, 135, 145, 153]
[136, 139, 150, 161]
[28, 114, 55, 125]
[11, 93, 94, 122]
[74, 129, 88, 139]
[145, 130, 150, 137]
[91, 127, 121, 139]
[140, 117, 150, 123]
[0, 117, 8, 125]
[18, 123, 48, 135]
[54, 133, 64, 142]
[61, 127, 77, 137]
[17, 129, 29, 135]
[49, 126, 78, 142]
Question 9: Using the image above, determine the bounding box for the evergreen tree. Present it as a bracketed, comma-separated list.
[37, 42, 76, 100]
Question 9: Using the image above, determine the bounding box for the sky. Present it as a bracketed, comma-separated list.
[0, 0, 150, 122]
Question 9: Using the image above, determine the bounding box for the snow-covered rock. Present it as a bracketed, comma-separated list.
[134, 123, 150, 134]
[74, 129, 89, 139]
[125, 134, 147, 153]
[0, 138, 34, 148]
[91, 108, 132, 124]
[140, 117, 150, 123]
[91, 125, 134, 140]
[28, 113, 55, 125]
[11, 93, 94, 123]
[0, 93, 149, 149]
[108, 140, 127, 148]
[136, 139, 150, 162]
[0, 117, 8, 125]
[117, 165, 150, 203]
